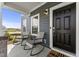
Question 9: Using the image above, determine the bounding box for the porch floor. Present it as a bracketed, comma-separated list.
[7, 41, 50, 57]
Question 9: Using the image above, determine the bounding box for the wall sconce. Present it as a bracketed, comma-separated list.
[44, 9, 48, 15]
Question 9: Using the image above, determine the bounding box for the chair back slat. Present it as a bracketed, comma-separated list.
[22, 32, 29, 38]
[36, 32, 44, 39]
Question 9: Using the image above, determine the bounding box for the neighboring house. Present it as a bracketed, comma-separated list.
[0, 2, 79, 57]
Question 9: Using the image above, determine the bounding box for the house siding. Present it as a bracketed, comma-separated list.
[30, 2, 61, 47]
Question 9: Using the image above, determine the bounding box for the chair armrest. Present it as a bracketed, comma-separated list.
[33, 38, 43, 44]
[33, 38, 44, 43]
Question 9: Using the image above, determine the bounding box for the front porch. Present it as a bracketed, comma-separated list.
[0, 2, 79, 57]
[7, 41, 50, 57]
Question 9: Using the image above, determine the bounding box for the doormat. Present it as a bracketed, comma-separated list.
[47, 50, 68, 57]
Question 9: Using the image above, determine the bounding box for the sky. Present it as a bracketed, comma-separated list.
[2, 8, 21, 29]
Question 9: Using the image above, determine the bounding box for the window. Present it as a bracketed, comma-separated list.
[31, 13, 39, 35]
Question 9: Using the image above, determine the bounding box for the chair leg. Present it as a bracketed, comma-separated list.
[21, 39, 25, 46]
[21, 39, 23, 46]
[24, 44, 32, 50]
[30, 45, 44, 56]
[30, 45, 35, 56]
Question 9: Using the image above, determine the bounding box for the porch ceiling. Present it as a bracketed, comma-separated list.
[4, 2, 45, 14]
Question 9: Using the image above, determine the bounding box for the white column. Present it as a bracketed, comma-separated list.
[0, 2, 6, 36]
[21, 14, 28, 35]
[76, 2, 79, 57]
[0, 2, 3, 26]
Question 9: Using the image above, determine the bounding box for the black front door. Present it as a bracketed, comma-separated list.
[53, 3, 76, 53]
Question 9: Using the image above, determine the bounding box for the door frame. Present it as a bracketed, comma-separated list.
[49, 2, 75, 56]
[31, 13, 40, 36]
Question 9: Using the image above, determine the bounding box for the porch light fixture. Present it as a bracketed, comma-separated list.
[44, 9, 48, 15]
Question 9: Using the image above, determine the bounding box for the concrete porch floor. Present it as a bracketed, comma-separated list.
[7, 42, 50, 57]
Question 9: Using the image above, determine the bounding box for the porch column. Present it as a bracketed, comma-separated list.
[0, 2, 3, 26]
[21, 14, 27, 35]
[0, 2, 6, 36]
[25, 14, 31, 34]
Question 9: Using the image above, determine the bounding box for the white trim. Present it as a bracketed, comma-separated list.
[49, 2, 75, 57]
[31, 13, 40, 35]
[76, 2, 79, 57]
[30, 2, 47, 13]
[49, 6, 53, 48]
[3, 5, 25, 15]
[0, 2, 4, 26]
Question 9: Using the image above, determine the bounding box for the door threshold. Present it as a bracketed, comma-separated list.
[51, 47, 76, 57]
